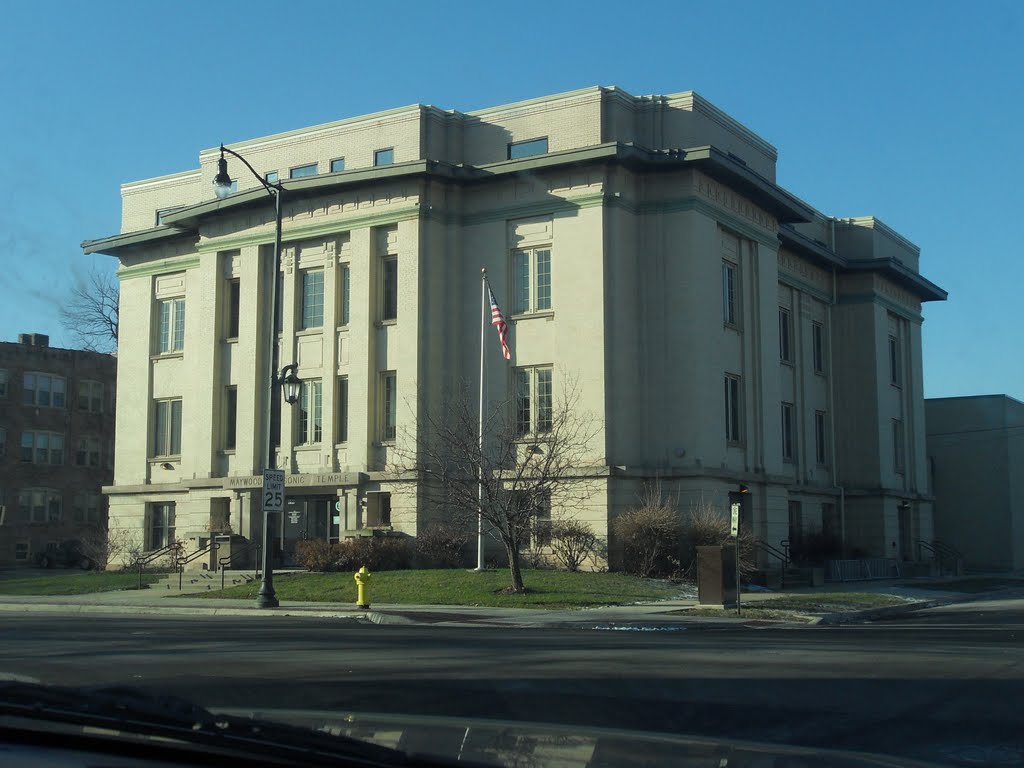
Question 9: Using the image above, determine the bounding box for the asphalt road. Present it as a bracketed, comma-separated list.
[2, 601, 1023, 767]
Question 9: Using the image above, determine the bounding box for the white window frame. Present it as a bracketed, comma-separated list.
[153, 398, 183, 458]
[513, 366, 553, 437]
[21, 431, 64, 465]
[19, 488, 62, 524]
[157, 297, 186, 354]
[297, 380, 323, 445]
[147, 502, 176, 551]
[374, 148, 395, 166]
[723, 261, 739, 326]
[78, 380, 104, 413]
[76, 435, 101, 468]
[330, 157, 346, 173]
[300, 269, 325, 330]
[889, 335, 902, 388]
[23, 372, 66, 408]
[512, 247, 552, 315]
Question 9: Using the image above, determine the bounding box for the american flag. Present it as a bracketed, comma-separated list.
[488, 285, 512, 360]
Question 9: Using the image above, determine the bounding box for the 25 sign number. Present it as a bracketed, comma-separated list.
[262, 469, 285, 513]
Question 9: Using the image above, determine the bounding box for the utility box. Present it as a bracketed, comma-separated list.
[697, 545, 738, 607]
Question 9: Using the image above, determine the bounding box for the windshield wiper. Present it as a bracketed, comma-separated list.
[0, 681, 461, 767]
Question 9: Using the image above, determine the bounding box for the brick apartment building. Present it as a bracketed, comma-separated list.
[0, 334, 116, 567]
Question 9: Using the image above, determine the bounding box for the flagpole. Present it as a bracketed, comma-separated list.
[476, 268, 487, 571]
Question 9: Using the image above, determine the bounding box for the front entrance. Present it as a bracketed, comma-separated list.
[281, 495, 333, 566]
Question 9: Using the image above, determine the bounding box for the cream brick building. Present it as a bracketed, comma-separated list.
[83, 86, 946, 569]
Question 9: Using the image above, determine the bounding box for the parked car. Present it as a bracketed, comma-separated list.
[34, 540, 94, 571]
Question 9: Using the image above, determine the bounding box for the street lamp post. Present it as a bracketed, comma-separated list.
[214, 145, 300, 609]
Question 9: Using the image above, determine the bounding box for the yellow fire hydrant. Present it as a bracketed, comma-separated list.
[354, 565, 372, 610]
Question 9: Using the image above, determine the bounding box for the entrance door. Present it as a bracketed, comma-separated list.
[281, 496, 333, 566]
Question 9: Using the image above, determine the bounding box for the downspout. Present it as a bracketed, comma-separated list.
[829, 217, 845, 558]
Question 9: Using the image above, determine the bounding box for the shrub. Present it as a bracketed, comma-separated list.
[549, 519, 599, 572]
[679, 500, 755, 577]
[613, 486, 681, 577]
[414, 524, 469, 568]
[294, 539, 337, 572]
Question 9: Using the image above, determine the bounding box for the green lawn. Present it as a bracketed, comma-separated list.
[899, 577, 1024, 594]
[189, 569, 682, 609]
[0, 572, 161, 595]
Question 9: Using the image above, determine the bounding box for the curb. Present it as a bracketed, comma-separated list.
[0, 601, 371, 621]
[816, 598, 952, 626]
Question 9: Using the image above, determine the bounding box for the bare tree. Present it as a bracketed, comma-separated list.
[60, 268, 119, 353]
[394, 380, 601, 593]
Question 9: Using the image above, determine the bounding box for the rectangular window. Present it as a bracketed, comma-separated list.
[76, 436, 100, 467]
[337, 377, 349, 443]
[72, 493, 101, 524]
[290, 163, 317, 178]
[815, 411, 828, 465]
[148, 502, 176, 550]
[339, 264, 351, 326]
[512, 247, 552, 314]
[265, 171, 279, 184]
[507, 137, 548, 160]
[224, 387, 238, 450]
[227, 279, 241, 339]
[78, 380, 104, 413]
[18, 489, 61, 524]
[297, 380, 323, 445]
[0, 369, 7, 398]
[0, 427, 5, 459]
[893, 418, 905, 473]
[382, 256, 398, 321]
[781, 402, 794, 461]
[23, 373, 66, 408]
[812, 322, 825, 374]
[15, 542, 28, 561]
[374, 148, 394, 166]
[301, 270, 325, 329]
[381, 372, 397, 441]
[889, 335, 902, 387]
[158, 298, 186, 353]
[514, 366, 553, 436]
[779, 308, 793, 363]
[722, 262, 738, 325]
[533, 493, 552, 548]
[725, 375, 742, 444]
[20, 431, 64, 465]
[153, 399, 183, 457]
[330, 158, 346, 173]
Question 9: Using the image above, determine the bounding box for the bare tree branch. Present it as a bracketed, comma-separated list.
[60, 268, 119, 354]
[393, 376, 602, 592]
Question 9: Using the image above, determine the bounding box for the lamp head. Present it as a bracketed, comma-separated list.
[213, 146, 233, 199]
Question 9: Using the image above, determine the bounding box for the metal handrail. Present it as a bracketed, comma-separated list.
[137, 542, 182, 590]
[177, 540, 220, 590]
[219, 542, 262, 591]
[916, 539, 943, 574]
[932, 539, 964, 559]
[754, 539, 790, 589]
[780, 538, 791, 564]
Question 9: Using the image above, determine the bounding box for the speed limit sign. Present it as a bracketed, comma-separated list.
[262, 469, 285, 513]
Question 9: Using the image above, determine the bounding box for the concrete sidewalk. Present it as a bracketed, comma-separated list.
[0, 574, 1001, 629]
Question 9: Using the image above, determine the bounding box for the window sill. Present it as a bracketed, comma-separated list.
[334, 442, 349, 449]
[375, 319, 398, 328]
[295, 328, 323, 337]
[373, 440, 396, 448]
[724, 322, 742, 332]
[223, 337, 239, 344]
[219, 449, 236, 456]
[336, 325, 350, 333]
[293, 444, 323, 452]
[151, 352, 184, 362]
[511, 310, 555, 322]
[780, 359, 795, 368]
[149, 455, 182, 463]
[814, 370, 827, 378]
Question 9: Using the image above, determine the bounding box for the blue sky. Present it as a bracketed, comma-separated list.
[1, 0, 1020, 399]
